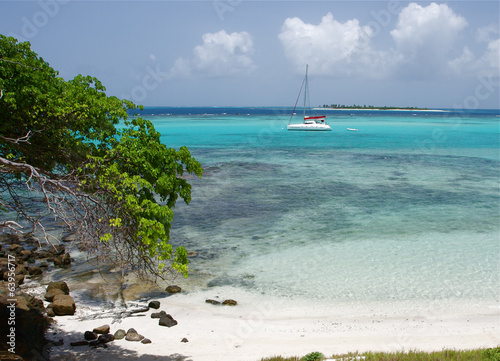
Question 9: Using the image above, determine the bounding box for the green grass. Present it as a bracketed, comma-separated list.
[260, 347, 500, 361]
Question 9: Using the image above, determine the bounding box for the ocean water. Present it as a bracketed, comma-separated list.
[135, 107, 499, 307]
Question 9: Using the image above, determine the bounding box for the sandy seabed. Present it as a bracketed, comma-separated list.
[45, 286, 499, 361]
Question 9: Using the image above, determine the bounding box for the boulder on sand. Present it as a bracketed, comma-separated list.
[148, 300, 160, 309]
[113, 329, 126, 340]
[165, 285, 181, 294]
[45, 288, 65, 302]
[158, 313, 178, 327]
[93, 324, 110, 334]
[46, 281, 70, 295]
[50, 294, 75, 316]
[125, 330, 144, 342]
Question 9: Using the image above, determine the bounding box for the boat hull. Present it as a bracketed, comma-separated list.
[287, 124, 332, 131]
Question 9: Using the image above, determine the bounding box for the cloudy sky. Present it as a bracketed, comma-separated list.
[1, 1, 499, 108]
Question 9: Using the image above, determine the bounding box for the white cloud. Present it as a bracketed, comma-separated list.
[484, 38, 500, 68]
[278, 3, 479, 80]
[448, 25, 499, 77]
[476, 25, 500, 76]
[476, 24, 498, 44]
[169, 30, 256, 78]
[390, 3, 468, 76]
[278, 12, 389, 78]
[448, 47, 475, 74]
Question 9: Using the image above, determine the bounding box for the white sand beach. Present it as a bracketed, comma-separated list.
[47, 286, 500, 361]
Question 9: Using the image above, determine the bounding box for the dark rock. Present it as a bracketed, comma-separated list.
[158, 314, 178, 327]
[113, 329, 126, 340]
[0, 288, 50, 360]
[37, 250, 52, 259]
[70, 341, 89, 347]
[50, 244, 66, 256]
[53, 253, 71, 267]
[15, 265, 28, 275]
[148, 300, 160, 309]
[52, 338, 64, 346]
[46, 308, 55, 317]
[141, 338, 152, 344]
[1, 269, 8, 282]
[84, 331, 97, 341]
[19, 250, 32, 262]
[28, 297, 45, 313]
[92, 342, 108, 349]
[6, 292, 45, 315]
[205, 299, 221, 305]
[151, 311, 167, 319]
[51, 294, 76, 316]
[28, 265, 43, 276]
[39, 261, 49, 269]
[93, 324, 110, 334]
[165, 285, 182, 294]
[88, 340, 100, 347]
[9, 244, 24, 254]
[127, 328, 137, 334]
[97, 333, 115, 344]
[46, 281, 70, 295]
[45, 288, 65, 302]
[181, 337, 189, 343]
[222, 299, 238, 306]
[15, 274, 24, 286]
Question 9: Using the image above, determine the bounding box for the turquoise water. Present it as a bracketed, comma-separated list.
[138, 107, 499, 305]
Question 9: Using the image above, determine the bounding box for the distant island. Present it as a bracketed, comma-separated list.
[320, 104, 429, 110]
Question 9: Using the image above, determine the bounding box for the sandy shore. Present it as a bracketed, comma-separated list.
[45, 286, 499, 361]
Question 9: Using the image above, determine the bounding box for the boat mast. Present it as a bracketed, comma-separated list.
[303, 64, 308, 119]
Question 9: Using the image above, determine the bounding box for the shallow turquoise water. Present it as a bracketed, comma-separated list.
[139, 108, 499, 304]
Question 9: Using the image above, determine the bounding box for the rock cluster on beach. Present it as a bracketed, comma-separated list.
[0, 236, 72, 286]
[45, 281, 76, 316]
[68, 300, 189, 348]
[0, 234, 74, 359]
[0, 234, 240, 358]
[206, 298, 238, 306]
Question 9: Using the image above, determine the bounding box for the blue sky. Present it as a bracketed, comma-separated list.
[1, 1, 499, 108]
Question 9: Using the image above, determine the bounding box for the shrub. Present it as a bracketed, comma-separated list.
[301, 352, 324, 361]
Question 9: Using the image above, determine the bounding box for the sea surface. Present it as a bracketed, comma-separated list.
[133, 107, 499, 309]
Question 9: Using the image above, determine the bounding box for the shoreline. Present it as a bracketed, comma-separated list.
[46, 284, 499, 361]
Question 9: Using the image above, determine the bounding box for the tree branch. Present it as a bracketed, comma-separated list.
[0, 156, 74, 193]
[0, 58, 39, 69]
[0, 131, 36, 144]
[0, 221, 24, 232]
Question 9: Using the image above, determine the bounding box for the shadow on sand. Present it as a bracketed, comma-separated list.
[46, 327, 193, 361]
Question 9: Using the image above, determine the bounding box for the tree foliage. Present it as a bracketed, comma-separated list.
[0, 35, 202, 279]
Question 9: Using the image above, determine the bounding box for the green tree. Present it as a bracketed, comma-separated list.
[0, 35, 202, 279]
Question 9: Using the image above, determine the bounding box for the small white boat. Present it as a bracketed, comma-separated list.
[287, 65, 332, 131]
[347, 128, 358, 131]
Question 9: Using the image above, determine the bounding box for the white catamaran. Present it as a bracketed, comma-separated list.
[287, 65, 332, 131]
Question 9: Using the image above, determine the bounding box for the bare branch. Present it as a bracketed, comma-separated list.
[0, 156, 74, 194]
[0, 131, 36, 145]
[0, 221, 24, 232]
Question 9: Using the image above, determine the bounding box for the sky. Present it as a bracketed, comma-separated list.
[1, 0, 499, 109]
